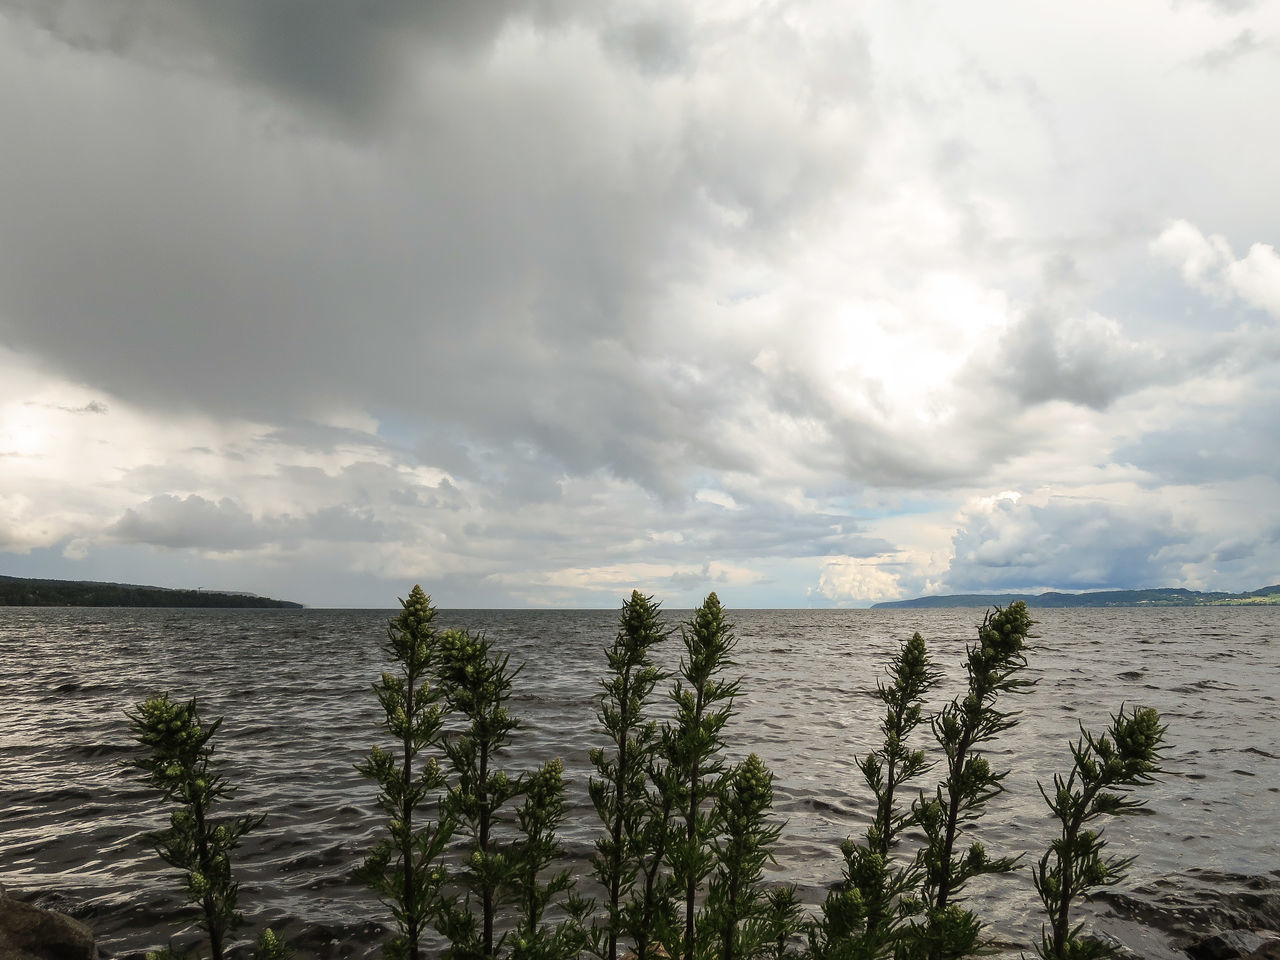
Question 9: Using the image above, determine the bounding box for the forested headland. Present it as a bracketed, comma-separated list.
[0, 575, 302, 608]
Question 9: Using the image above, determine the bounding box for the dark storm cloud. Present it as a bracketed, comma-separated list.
[2, 0, 586, 132]
[946, 497, 1191, 592]
[0, 0, 873, 503]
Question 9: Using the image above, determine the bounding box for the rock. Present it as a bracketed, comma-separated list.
[1188, 930, 1280, 960]
[0, 894, 97, 960]
[1243, 939, 1280, 960]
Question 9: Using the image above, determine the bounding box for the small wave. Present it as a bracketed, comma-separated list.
[69, 742, 137, 760]
[1242, 746, 1279, 760]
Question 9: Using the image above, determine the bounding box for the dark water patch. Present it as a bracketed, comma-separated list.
[68, 742, 136, 760]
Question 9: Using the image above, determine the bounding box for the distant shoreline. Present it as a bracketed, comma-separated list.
[0, 574, 303, 608]
[871, 585, 1280, 609]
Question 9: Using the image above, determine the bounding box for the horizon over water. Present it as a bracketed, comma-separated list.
[2, 605, 1277, 959]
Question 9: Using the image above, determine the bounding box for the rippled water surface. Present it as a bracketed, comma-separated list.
[2, 606, 1277, 957]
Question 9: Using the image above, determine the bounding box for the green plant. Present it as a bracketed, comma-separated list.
[357, 585, 453, 960]
[811, 631, 943, 960]
[862, 633, 941, 859]
[1033, 706, 1166, 960]
[588, 590, 670, 960]
[701, 753, 783, 960]
[763, 885, 806, 960]
[252, 927, 294, 960]
[623, 757, 678, 959]
[434, 626, 529, 958]
[128, 694, 266, 960]
[510, 758, 592, 960]
[663, 591, 740, 960]
[912, 601, 1035, 960]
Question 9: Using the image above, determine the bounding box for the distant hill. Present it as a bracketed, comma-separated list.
[0, 575, 303, 608]
[871, 585, 1280, 610]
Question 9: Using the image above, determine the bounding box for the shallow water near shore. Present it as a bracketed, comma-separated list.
[1, 605, 1277, 958]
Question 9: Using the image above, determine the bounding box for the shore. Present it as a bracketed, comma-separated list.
[5, 868, 1279, 960]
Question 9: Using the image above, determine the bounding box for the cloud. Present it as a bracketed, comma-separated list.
[1115, 389, 1280, 484]
[602, 12, 693, 76]
[1, 0, 588, 134]
[1152, 220, 1280, 317]
[108, 494, 266, 551]
[0, 1, 877, 507]
[24, 399, 108, 415]
[1176, 0, 1259, 14]
[988, 308, 1167, 410]
[944, 495, 1192, 592]
[815, 557, 906, 605]
[1195, 29, 1270, 70]
[3, 4, 1280, 605]
[108, 494, 398, 554]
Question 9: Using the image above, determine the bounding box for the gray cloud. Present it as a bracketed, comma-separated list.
[0, 2, 870, 492]
[1116, 392, 1280, 485]
[602, 14, 692, 77]
[988, 308, 1168, 410]
[945, 498, 1192, 592]
[108, 493, 395, 553]
[2, 0, 587, 133]
[28, 399, 108, 415]
[1176, 0, 1259, 14]
[109, 494, 265, 551]
[1196, 29, 1270, 71]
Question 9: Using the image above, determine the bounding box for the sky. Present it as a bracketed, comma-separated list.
[1, 0, 1278, 609]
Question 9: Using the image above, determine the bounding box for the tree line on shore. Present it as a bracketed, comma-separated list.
[0, 575, 301, 608]
[128, 589, 1165, 960]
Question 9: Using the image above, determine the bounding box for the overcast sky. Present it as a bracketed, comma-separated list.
[1, 0, 1278, 608]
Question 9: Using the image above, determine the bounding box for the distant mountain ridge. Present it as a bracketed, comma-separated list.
[871, 585, 1280, 609]
[0, 575, 303, 608]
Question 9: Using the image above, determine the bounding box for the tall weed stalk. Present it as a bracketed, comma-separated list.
[811, 631, 940, 960]
[1034, 706, 1166, 960]
[913, 601, 1034, 960]
[128, 694, 278, 960]
[664, 591, 740, 960]
[357, 586, 452, 960]
[435, 627, 526, 957]
[588, 590, 669, 960]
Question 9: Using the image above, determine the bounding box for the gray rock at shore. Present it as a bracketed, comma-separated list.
[1189, 930, 1280, 960]
[0, 892, 97, 960]
[1245, 940, 1280, 960]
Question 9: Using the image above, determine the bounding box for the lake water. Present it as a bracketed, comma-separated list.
[1, 605, 1277, 958]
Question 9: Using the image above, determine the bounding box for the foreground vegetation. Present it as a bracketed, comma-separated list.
[130, 589, 1165, 960]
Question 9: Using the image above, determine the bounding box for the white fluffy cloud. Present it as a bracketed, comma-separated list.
[1153, 219, 1280, 317]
